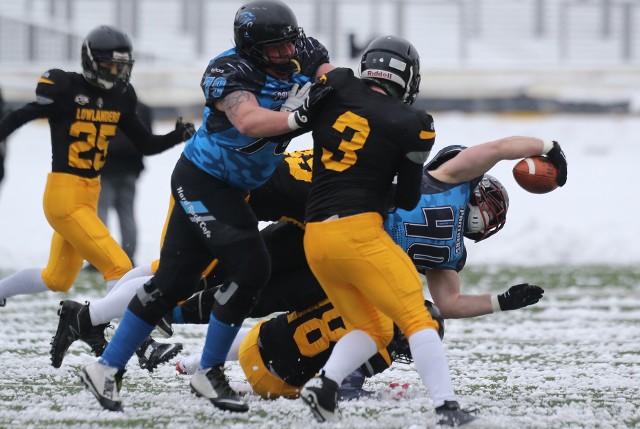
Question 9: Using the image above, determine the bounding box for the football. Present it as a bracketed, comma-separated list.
[512, 156, 558, 194]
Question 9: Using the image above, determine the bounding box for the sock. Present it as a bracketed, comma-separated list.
[322, 330, 377, 385]
[408, 328, 458, 408]
[90, 276, 151, 325]
[99, 309, 154, 369]
[226, 327, 251, 361]
[107, 265, 155, 295]
[106, 279, 118, 294]
[199, 312, 241, 370]
[0, 268, 49, 299]
[172, 306, 184, 324]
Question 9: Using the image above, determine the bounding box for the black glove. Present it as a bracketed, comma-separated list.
[175, 117, 196, 141]
[288, 81, 333, 129]
[544, 141, 567, 187]
[496, 283, 544, 311]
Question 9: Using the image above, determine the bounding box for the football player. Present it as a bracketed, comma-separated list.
[0, 24, 194, 325]
[174, 286, 445, 403]
[297, 35, 566, 426]
[79, 0, 334, 413]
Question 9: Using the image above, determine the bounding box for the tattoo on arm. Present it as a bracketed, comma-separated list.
[222, 90, 253, 122]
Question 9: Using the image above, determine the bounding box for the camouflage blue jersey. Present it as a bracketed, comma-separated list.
[183, 37, 330, 190]
[384, 146, 474, 272]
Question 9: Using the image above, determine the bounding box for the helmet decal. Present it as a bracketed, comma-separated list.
[359, 35, 421, 104]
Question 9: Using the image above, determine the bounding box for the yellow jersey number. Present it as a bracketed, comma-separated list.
[291, 305, 347, 358]
[321, 111, 370, 172]
[68, 121, 117, 171]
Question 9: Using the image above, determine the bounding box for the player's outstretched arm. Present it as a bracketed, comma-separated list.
[426, 269, 544, 318]
[431, 136, 557, 184]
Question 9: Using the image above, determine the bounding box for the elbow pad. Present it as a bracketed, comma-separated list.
[406, 150, 430, 165]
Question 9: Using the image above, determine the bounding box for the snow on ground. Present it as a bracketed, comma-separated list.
[0, 112, 636, 269]
[0, 113, 638, 428]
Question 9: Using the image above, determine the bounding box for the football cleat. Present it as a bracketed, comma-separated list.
[190, 366, 249, 412]
[155, 311, 174, 338]
[50, 300, 109, 368]
[0, 298, 6, 307]
[80, 361, 125, 412]
[135, 337, 183, 372]
[300, 371, 340, 422]
[435, 400, 477, 426]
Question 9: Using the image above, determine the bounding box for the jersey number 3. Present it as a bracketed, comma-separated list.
[322, 111, 370, 172]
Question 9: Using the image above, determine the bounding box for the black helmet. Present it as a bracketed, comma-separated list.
[233, 0, 305, 76]
[464, 175, 509, 242]
[359, 35, 421, 104]
[81, 25, 134, 90]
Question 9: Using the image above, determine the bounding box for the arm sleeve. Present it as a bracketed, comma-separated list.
[393, 158, 424, 211]
[119, 118, 183, 156]
[0, 102, 50, 142]
[394, 111, 436, 211]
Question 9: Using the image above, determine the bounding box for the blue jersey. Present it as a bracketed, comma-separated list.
[384, 147, 473, 272]
[184, 38, 330, 190]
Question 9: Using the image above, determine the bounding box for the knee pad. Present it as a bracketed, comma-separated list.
[213, 281, 262, 325]
[180, 288, 216, 324]
[129, 279, 178, 324]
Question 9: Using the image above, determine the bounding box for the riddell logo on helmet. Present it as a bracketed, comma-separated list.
[364, 70, 393, 79]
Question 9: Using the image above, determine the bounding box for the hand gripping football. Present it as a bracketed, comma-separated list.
[512, 156, 559, 194]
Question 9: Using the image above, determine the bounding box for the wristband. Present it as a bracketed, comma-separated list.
[287, 112, 301, 131]
[541, 140, 554, 155]
[491, 295, 502, 312]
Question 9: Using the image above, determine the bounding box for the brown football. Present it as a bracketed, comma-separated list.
[512, 156, 558, 194]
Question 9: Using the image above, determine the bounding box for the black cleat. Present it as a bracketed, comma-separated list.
[50, 300, 109, 368]
[300, 371, 340, 422]
[136, 337, 183, 372]
[190, 365, 249, 412]
[155, 311, 174, 338]
[0, 298, 6, 307]
[435, 400, 477, 427]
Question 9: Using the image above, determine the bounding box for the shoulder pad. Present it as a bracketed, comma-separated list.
[424, 144, 467, 172]
[202, 52, 262, 100]
[35, 69, 71, 104]
[298, 37, 330, 77]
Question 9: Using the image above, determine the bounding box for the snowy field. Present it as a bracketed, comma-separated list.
[0, 113, 639, 428]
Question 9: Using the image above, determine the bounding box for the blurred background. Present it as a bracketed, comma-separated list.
[0, 0, 638, 268]
[0, 0, 639, 117]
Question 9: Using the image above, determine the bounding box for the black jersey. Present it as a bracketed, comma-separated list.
[0, 69, 182, 178]
[249, 149, 313, 226]
[305, 68, 435, 221]
[258, 298, 393, 387]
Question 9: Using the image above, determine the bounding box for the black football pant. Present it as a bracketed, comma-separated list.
[129, 154, 271, 326]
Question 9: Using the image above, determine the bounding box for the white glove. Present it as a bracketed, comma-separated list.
[280, 82, 312, 112]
